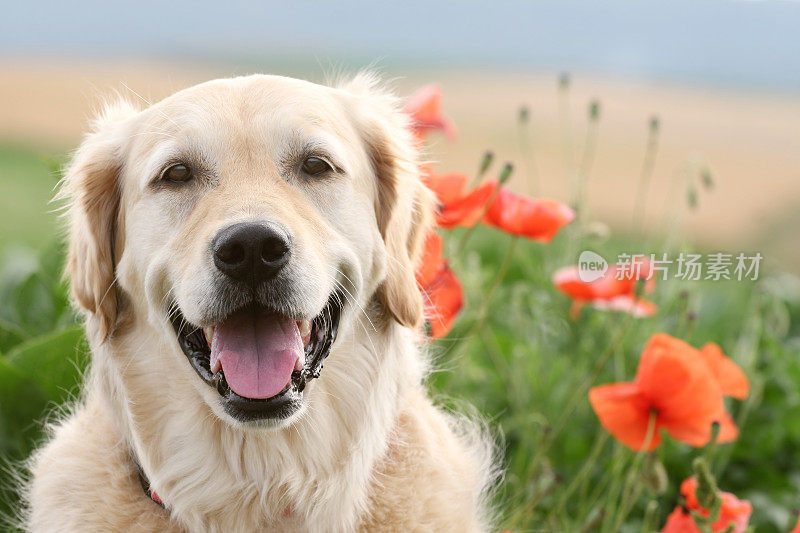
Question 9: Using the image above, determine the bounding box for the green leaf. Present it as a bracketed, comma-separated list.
[9, 272, 58, 336]
[0, 317, 26, 353]
[0, 357, 49, 458]
[5, 327, 87, 405]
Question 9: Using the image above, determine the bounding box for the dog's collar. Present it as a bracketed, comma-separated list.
[134, 455, 165, 509]
[132, 455, 297, 520]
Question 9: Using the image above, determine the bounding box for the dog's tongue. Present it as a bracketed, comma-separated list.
[210, 311, 302, 399]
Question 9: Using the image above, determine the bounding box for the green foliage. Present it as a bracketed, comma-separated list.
[432, 225, 800, 532]
[0, 145, 65, 249]
[0, 243, 84, 526]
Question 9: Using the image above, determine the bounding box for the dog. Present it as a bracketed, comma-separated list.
[25, 73, 495, 532]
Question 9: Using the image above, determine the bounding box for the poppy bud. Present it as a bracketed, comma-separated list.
[589, 100, 601, 121]
[692, 457, 721, 512]
[498, 163, 514, 186]
[643, 455, 668, 495]
[641, 500, 659, 531]
[478, 151, 494, 179]
[687, 183, 698, 209]
[701, 168, 715, 190]
[584, 221, 610, 241]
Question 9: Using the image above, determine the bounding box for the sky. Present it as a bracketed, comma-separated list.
[1, 0, 799, 90]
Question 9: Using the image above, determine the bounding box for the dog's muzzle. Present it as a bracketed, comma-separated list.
[169, 292, 342, 423]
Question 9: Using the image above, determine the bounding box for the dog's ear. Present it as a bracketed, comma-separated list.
[59, 99, 137, 342]
[340, 73, 435, 330]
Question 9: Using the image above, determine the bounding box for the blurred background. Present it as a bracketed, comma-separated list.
[2, 2, 800, 530]
[1, 0, 799, 267]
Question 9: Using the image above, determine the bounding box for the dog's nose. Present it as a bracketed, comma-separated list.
[212, 223, 291, 283]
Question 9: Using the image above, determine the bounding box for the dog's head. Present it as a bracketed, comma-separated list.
[61, 74, 433, 427]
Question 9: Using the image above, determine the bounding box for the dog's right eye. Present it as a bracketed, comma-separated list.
[301, 156, 333, 176]
[162, 164, 193, 183]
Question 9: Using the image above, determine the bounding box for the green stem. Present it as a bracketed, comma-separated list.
[566, 101, 600, 263]
[518, 314, 636, 517]
[462, 236, 519, 340]
[607, 411, 658, 532]
[572, 101, 601, 221]
[517, 107, 540, 194]
[559, 73, 574, 186]
[580, 445, 628, 525]
[550, 431, 610, 520]
[632, 117, 661, 235]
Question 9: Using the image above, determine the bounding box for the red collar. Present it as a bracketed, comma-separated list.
[134, 456, 165, 509]
[135, 456, 294, 518]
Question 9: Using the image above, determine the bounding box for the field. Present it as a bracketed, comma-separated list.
[1, 65, 799, 531]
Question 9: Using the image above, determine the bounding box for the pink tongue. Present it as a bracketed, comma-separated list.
[210, 311, 302, 399]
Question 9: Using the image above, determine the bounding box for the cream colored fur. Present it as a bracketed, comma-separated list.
[25, 73, 496, 532]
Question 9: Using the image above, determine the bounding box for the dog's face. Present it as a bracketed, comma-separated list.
[62, 75, 432, 428]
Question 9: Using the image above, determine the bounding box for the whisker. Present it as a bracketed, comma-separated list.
[120, 82, 180, 129]
[329, 272, 379, 356]
[333, 271, 378, 334]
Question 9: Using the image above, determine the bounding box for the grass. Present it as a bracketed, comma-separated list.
[0, 144, 64, 250]
[0, 120, 798, 533]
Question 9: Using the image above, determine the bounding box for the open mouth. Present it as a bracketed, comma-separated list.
[169, 292, 342, 422]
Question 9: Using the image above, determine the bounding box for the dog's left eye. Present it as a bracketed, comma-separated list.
[301, 156, 333, 176]
[162, 164, 193, 183]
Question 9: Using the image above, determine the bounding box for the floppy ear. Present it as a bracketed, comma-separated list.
[341, 73, 435, 330]
[59, 100, 137, 342]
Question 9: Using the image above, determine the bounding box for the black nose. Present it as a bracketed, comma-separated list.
[212, 223, 291, 283]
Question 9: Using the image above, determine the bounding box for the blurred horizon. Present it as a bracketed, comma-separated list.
[1, 0, 799, 270]
[2, 0, 800, 92]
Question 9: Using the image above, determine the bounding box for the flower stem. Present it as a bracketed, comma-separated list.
[517, 106, 540, 194]
[632, 116, 661, 235]
[463, 236, 519, 340]
[606, 411, 658, 532]
[573, 100, 601, 221]
[559, 72, 574, 186]
[566, 100, 601, 264]
[454, 163, 513, 255]
[516, 314, 636, 517]
[550, 431, 610, 520]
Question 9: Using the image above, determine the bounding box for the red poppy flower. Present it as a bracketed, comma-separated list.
[404, 85, 457, 142]
[483, 189, 575, 242]
[422, 264, 463, 339]
[415, 231, 463, 339]
[416, 231, 445, 287]
[661, 477, 752, 533]
[421, 170, 498, 229]
[422, 170, 469, 206]
[437, 180, 498, 229]
[699, 343, 749, 400]
[589, 333, 738, 451]
[661, 507, 702, 533]
[553, 258, 656, 319]
[591, 295, 658, 318]
[791, 515, 800, 533]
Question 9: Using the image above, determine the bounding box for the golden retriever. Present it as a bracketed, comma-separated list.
[25, 73, 495, 532]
